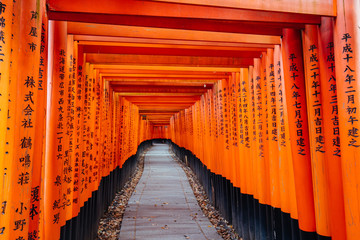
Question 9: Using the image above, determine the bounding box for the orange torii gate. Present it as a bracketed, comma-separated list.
[0, 0, 359, 239]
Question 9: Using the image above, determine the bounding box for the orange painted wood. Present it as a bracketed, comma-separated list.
[67, 22, 280, 45]
[334, 0, 360, 238]
[260, 53, 270, 206]
[242, 67, 253, 196]
[266, 48, 281, 209]
[0, 0, 12, 216]
[44, 20, 68, 240]
[282, 28, 316, 233]
[318, 17, 346, 240]
[233, 72, 242, 189]
[274, 44, 295, 217]
[0, 0, 13, 236]
[302, 24, 330, 237]
[149, 0, 335, 16]
[29, 2, 48, 238]
[248, 65, 259, 199]
[253, 58, 263, 202]
[75, 35, 276, 49]
[8, 1, 43, 239]
[1, 0, 20, 238]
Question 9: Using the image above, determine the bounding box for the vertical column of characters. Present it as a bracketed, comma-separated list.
[62, 35, 75, 223]
[108, 87, 114, 170]
[88, 64, 96, 196]
[114, 94, 120, 167]
[191, 103, 198, 156]
[303, 24, 331, 238]
[274, 45, 291, 217]
[131, 102, 137, 156]
[253, 58, 266, 204]
[212, 83, 220, 175]
[192, 103, 198, 156]
[277, 43, 300, 238]
[196, 102, 201, 158]
[242, 68, 252, 196]
[334, 0, 360, 238]
[113, 94, 119, 166]
[44, 20, 67, 240]
[79, 62, 90, 208]
[189, 106, 194, 154]
[88, 66, 98, 193]
[223, 78, 232, 181]
[282, 28, 316, 235]
[123, 99, 130, 162]
[134, 104, 140, 152]
[72, 43, 84, 217]
[9, 1, 43, 239]
[173, 113, 177, 145]
[100, 82, 107, 173]
[181, 109, 188, 153]
[118, 96, 124, 168]
[266, 48, 281, 210]
[72, 39, 81, 210]
[217, 81, 225, 177]
[230, 73, 239, 188]
[207, 90, 214, 171]
[134, 105, 140, 154]
[126, 99, 132, 160]
[249, 65, 259, 201]
[89, 65, 98, 194]
[128, 102, 134, 156]
[106, 84, 112, 172]
[29, 3, 47, 239]
[260, 53, 270, 208]
[0, 0, 14, 238]
[188, 100, 193, 154]
[318, 17, 346, 240]
[183, 109, 189, 150]
[119, 96, 126, 167]
[119, 97, 125, 168]
[234, 72, 242, 189]
[127, 99, 133, 158]
[130, 101, 136, 157]
[0, 0, 12, 217]
[203, 94, 210, 168]
[184, 107, 189, 149]
[202, 93, 209, 168]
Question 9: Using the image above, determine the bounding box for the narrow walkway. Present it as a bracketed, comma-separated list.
[118, 144, 222, 240]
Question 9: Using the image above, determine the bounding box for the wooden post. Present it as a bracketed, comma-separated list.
[334, 0, 360, 238]
[302, 24, 331, 238]
[282, 28, 316, 237]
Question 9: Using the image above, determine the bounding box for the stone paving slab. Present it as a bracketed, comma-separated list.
[118, 143, 222, 240]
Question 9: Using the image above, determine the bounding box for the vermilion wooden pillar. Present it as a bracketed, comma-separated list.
[8, 1, 43, 239]
[0, 0, 14, 236]
[318, 17, 346, 240]
[44, 20, 67, 240]
[0, 1, 12, 218]
[266, 48, 281, 210]
[275, 44, 298, 239]
[302, 24, 331, 238]
[334, 0, 360, 239]
[282, 28, 316, 237]
[30, 2, 48, 239]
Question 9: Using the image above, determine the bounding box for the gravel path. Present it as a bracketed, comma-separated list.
[97, 143, 241, 240]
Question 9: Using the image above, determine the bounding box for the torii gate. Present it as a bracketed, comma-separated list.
[0, 0, 359, 239]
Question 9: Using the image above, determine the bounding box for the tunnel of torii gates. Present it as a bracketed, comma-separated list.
[0, 0, 360, 239]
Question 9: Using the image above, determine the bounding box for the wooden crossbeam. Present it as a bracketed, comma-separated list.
[67, 22, 280, 45]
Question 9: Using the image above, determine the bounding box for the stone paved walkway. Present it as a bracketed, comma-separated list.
[118, 143, 222, 240]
